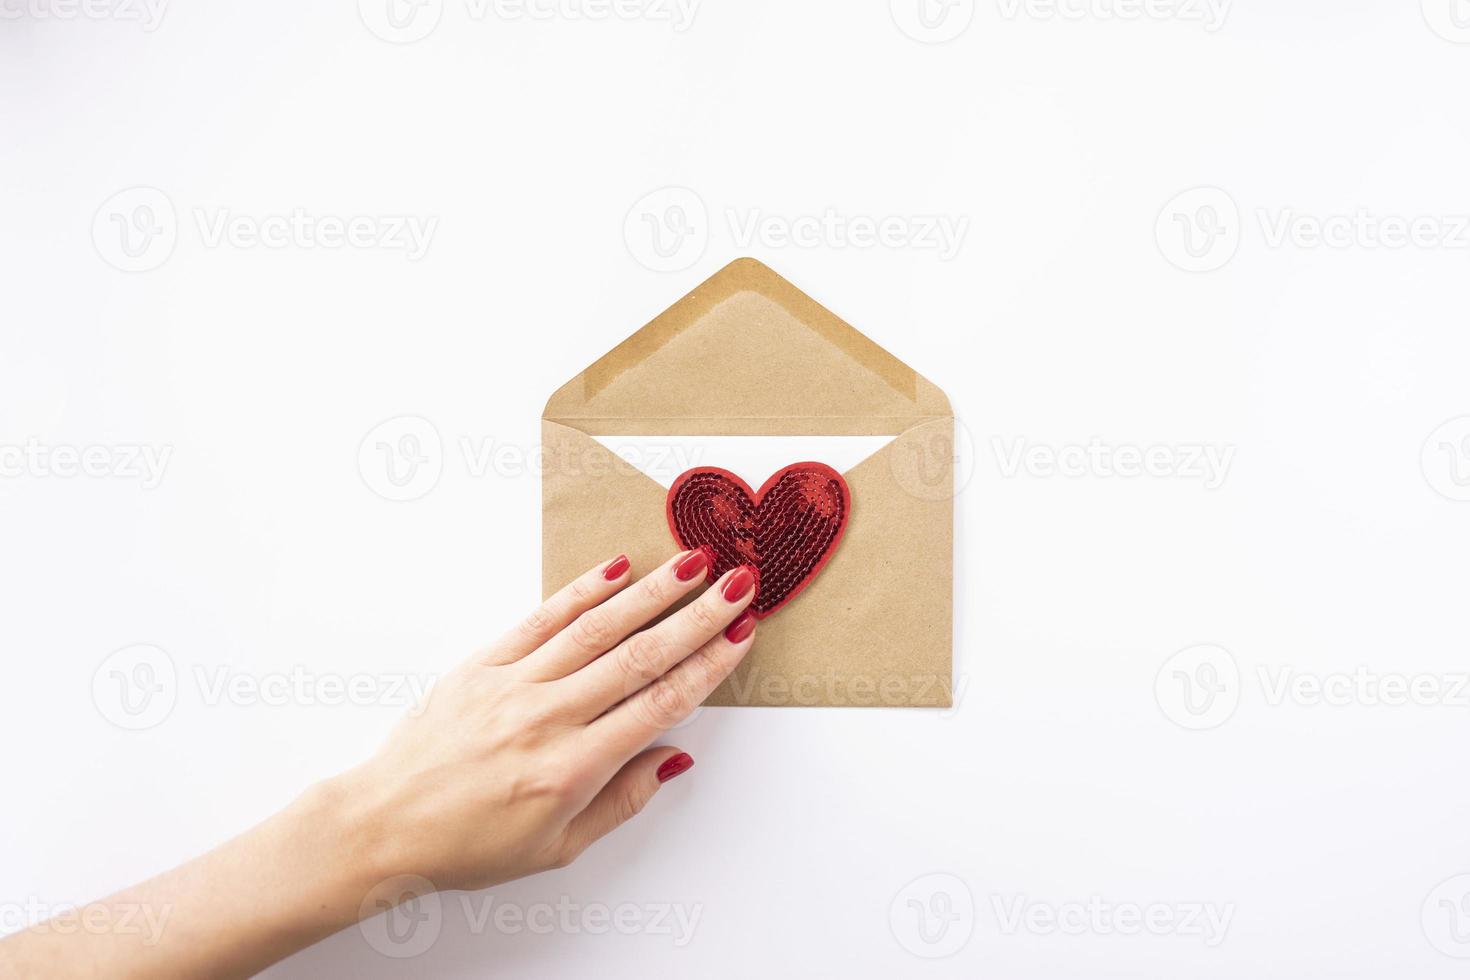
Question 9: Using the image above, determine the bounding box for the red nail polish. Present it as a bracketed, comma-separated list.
[722, 566, 756, 603]
[673, 548, 710, 582]
[657, 752, 694, 783]
[603, 555, 630, 580]
[724, 609, 756, 644]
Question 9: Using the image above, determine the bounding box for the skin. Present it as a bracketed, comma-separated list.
[0, 549, 755, 980]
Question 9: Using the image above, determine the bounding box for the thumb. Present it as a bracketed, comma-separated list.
[563, 748, 694, 853]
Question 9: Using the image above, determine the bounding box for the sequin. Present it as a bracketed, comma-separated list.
[666, 463, 850, 618]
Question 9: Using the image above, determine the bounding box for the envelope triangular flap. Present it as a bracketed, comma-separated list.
[543, 258, 952, 436]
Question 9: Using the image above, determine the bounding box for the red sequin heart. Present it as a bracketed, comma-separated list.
[666, 463, 851, 619]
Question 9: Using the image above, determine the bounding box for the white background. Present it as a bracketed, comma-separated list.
[4, 1, 1470, 977]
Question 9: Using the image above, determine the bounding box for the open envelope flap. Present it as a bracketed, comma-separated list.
[543, 258, 952, 436]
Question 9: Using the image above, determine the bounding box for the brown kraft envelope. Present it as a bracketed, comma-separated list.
[542, 258, 954, 707]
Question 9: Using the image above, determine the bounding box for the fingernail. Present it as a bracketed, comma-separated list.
[657, 752, 694, 783]
[603, 555, 630, 580]
[722, 565, 756, 603]
[724, 609, 756, 644]
[673, 548, 710, 582]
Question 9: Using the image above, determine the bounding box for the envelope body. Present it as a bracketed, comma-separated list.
[542, 258, 954, 707]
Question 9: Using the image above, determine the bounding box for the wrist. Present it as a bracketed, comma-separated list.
[289, 770, 402, 915]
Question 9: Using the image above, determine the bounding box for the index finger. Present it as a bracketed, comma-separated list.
[477, 553, 632, 666]
[559, 563, 756, 716]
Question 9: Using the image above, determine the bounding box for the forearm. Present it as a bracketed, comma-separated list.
[4, 551, 740, 978]
[1, 778, 386, 980]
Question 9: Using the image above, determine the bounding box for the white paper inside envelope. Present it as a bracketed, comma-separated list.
[591, 435, 896, 490]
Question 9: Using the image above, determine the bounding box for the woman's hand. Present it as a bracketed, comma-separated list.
[339, 547, 757, 893]
[0, 548, 758, 980]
